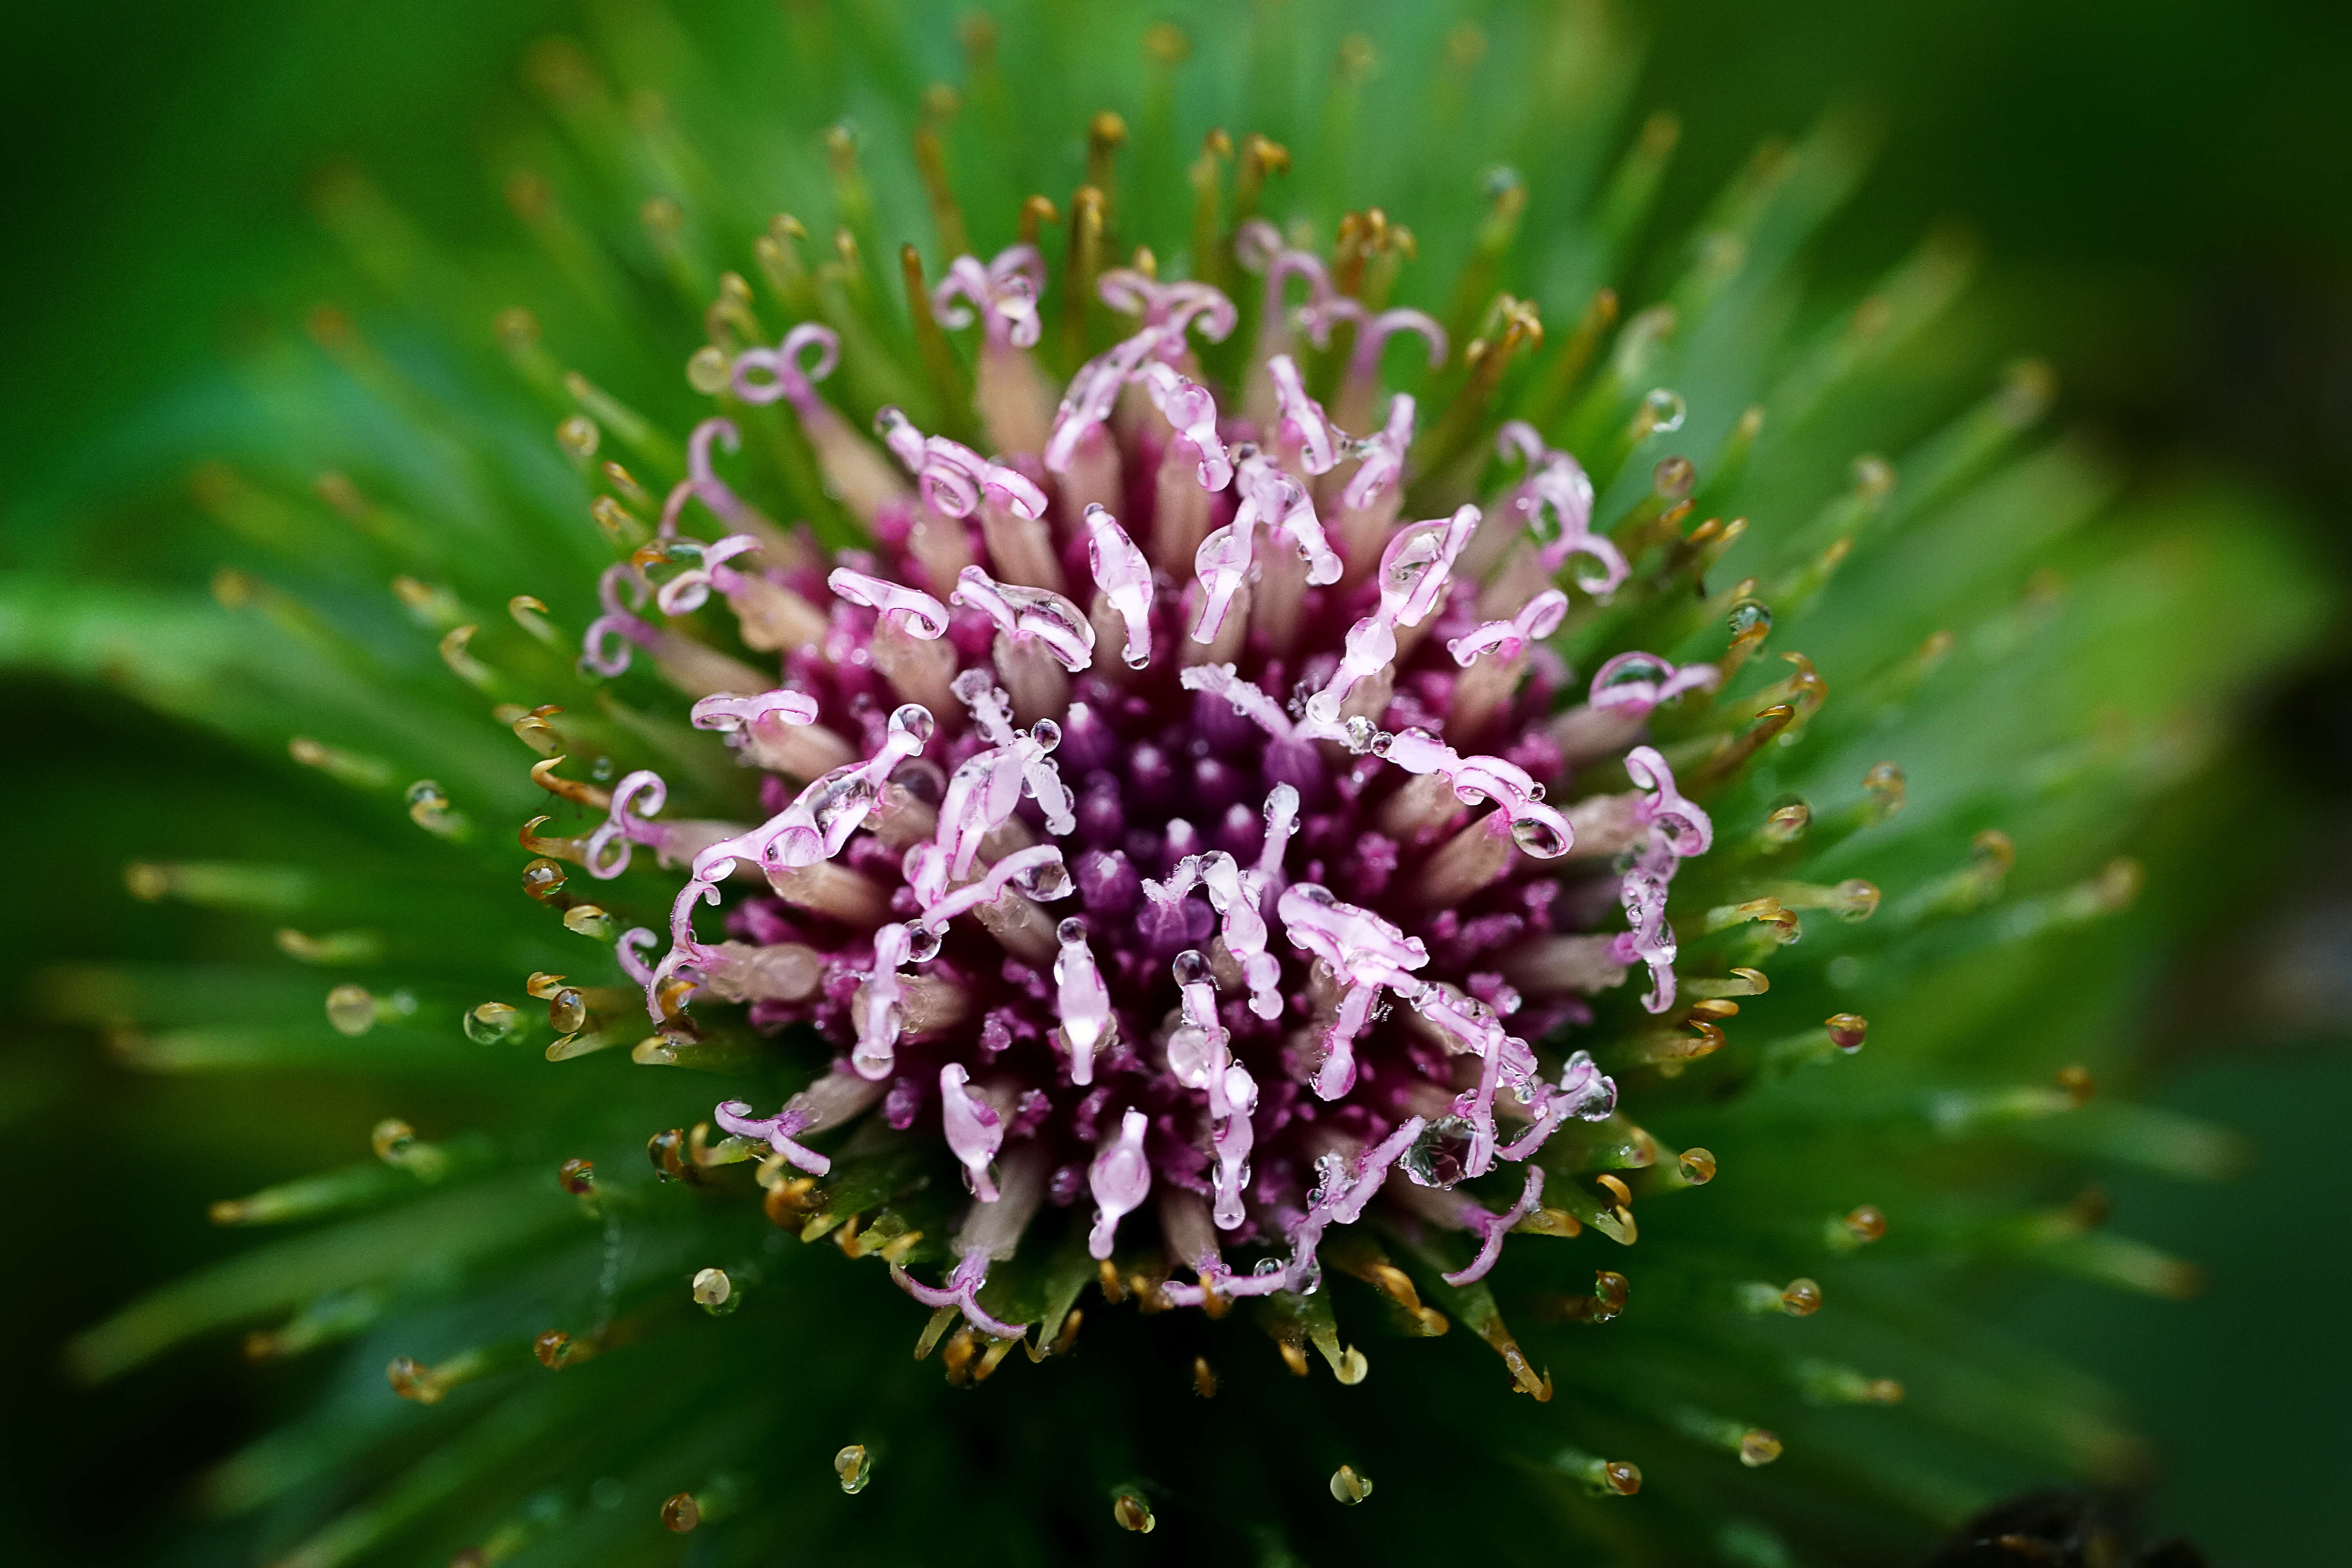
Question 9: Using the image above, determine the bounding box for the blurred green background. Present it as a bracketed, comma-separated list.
[4, 0, 2348, 1563]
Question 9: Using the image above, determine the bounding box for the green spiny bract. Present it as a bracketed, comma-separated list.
[38, 4, 2322, 1566]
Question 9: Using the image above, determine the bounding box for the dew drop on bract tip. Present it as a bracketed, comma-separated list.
[465, 1002, 520, 1045]
[1330, 1464, 1374, 1504]
[563, 904, 615, 938]
[1642, 387, 1686, 434]
[686, 344, 731, 394]
[370, 1119, 416, 1162]
[326, 985, 377, 1036]
[692, 1267, 733, 1310]
[548, 988, 588, 1034]
[835, 1444, 872, 1494]
[1728, 600, 1772, 639]
[1112, 1492, 1154, 1533]
[660, 1492, 701, 1532]
[521, 857, 567, 900]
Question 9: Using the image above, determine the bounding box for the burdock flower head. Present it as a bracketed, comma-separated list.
[604, 238, 1671, 1336]
[51, 5, 2323, 1566]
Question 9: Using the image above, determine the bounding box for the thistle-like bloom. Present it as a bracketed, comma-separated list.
[42, 8, 2321, 1566]
[588, 270, 1676, 1330]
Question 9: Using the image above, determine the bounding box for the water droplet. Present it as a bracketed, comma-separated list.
[557, 1158, 595, 1196]
[1334, 1346, 1369, 1384]
[1651, 455, 1695, 499]
[521, 858, 567, 901]
[686, 344, 731, 394]
[1029, 717, 1062, 752]
[891, 704, 936, 746]
[563, 904, 616, 940]
[1843, 1205, 1887, 1243]
[1341, 715, 1376, 753]
[371, 1119, 417, 1163]
[556, 415, 600, 461]
[1738, 1430, 1783, 1468]
[1192, 1356, 1219, 1398]
[1642, 388, 1686, 434]
[548, 988, 589, 1034]
[692, 1267, 734, 1311]
[1832, 880, 1880, 922]
[1112, 1492, 1156, 1533]
[660, 1493, 701, 1532]
[1329, 1464, 1374, 1504]
[326, 985, 377, 1037]
[1678, 1147, 1717, 1185]
[1597, 653, 1671, 691]
[1014, 858, 1073, 900]
[1124, 648, 1151, 670]
[589, 755, 615, 782]
[904, 926, 944, 964]
[1851, 454, 1896, 500]
[1056, 916, 1088, 944]
[465, 1002, 521, 1045]
[835, 1444, 873, 1494]
[1727, 599, 1772, 639]
[1510, 814, 1569, 857]
[1603, 1460, 1642, 1495]
[1172, 949, 1211, 986]
[1401, 1117, 1474, 1189]
[1780, 1278, 1822, 1316]
[385, 1355, 429, 1401]
[809, 774, 880, 838]
[534, 1328, 574, 1368]
[1825, 1013, 1867, 1051]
